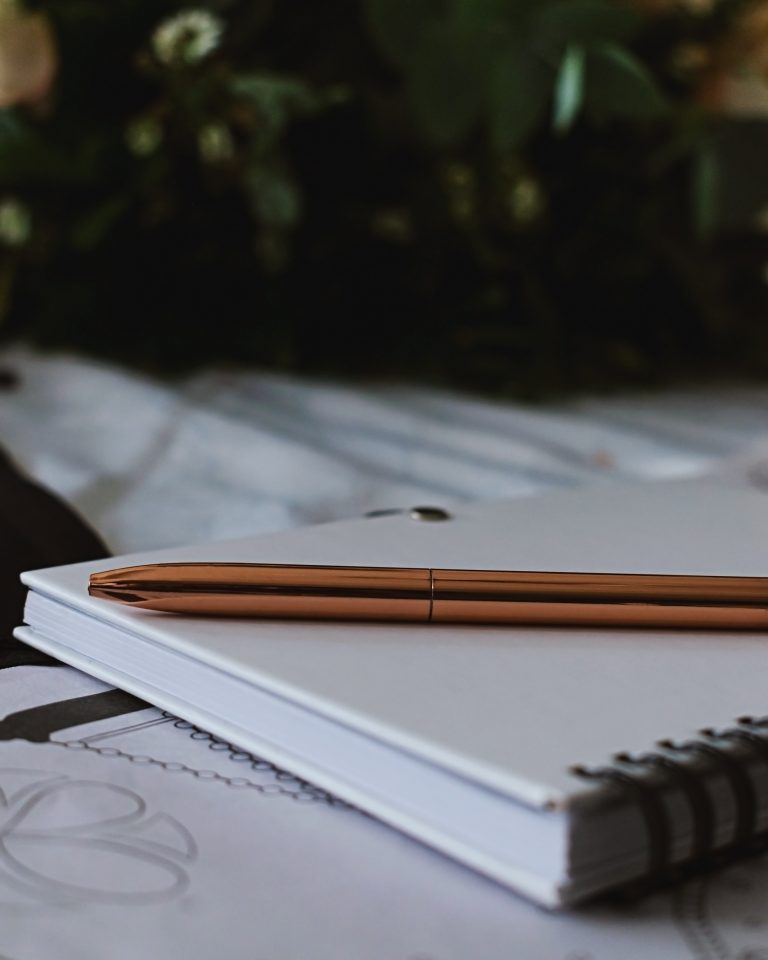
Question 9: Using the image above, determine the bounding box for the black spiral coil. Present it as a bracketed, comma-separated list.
[570, 716, 768, 897]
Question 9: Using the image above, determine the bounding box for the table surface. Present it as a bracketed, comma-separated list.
[3, 347, 768, 960]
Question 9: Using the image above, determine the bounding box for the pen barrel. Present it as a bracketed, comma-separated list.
[90, 563, 433, 620]
[430, 571, 768, 629]
[90, 564, 768, 628]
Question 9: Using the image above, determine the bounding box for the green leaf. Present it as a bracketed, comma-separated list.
[0, 109, 24, 145]
[584, 46, 667, 122]
[489, 47, 552, 150]
[71, 196, 129, 249]
[692, 142, 719, 238]
[246, 165, 301, 228]
[364, 0, 452, 68]
[454, 0, 529, 30]
[553, 45, 585, 133]
[231, 75, 316, 150]
[231, 75, 314, 112]
[406, 26, 488, 146]
[535, 0, 641, 49]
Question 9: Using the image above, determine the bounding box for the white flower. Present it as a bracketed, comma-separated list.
[198, 122, 234, 163]
[0, 197, 30, 246]
[508, 176, 544, 225]
[125, 116, 163, 156]
[151, 9, 224, 67]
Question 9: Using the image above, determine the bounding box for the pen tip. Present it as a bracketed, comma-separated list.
[89, 567, 142, 604]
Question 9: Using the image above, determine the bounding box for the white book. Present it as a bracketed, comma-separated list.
[15, 478, 768, 907]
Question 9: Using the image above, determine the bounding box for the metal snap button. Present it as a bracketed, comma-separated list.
[408, 506, 452, 521]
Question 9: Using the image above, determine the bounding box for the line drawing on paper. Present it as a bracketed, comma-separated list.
[0, 766, 197, 909]
[671, 857, 768, 960]
[52, 710, 351, 808]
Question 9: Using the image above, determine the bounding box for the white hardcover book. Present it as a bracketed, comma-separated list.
[15, 478, 768, 906]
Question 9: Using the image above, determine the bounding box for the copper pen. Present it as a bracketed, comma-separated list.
[88, 563, 768, 629]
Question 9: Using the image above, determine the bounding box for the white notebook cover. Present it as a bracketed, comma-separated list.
[15, 478, 768, 899]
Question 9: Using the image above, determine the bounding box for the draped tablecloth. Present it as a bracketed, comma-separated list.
[0, 346, 767, 554]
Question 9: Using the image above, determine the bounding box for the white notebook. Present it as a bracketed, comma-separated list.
[15, 478, 768, 907]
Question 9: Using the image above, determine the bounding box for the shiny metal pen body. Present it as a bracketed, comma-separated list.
[89, 563, 768, 629]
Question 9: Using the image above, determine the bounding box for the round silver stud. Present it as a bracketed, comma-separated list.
[408, 505, 452, 521]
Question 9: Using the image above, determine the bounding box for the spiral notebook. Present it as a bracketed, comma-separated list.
[14, 478, 768, 907]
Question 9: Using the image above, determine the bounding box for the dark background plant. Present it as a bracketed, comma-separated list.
[0, 0, 767, 395]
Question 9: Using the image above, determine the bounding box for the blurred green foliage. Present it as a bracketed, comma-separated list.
[0, 0, 767, 395]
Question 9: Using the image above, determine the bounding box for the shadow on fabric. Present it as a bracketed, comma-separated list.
[0, 446, 109, 669]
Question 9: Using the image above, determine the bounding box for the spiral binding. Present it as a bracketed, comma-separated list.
[570, 715, 768, 897]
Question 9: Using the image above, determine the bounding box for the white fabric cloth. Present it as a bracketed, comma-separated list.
[0, 346, 766, 553]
